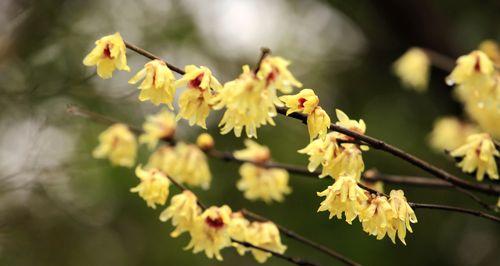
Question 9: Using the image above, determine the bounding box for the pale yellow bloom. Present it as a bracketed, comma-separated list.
[298, 134, 339, 172]
[160, 190, 201, 237]
[237, 163, 291, 203]
[196, 133, 215, 151]
[139, 110, 176, 150]
[388, 190, 417, 245]
[246, 222, 287, 263]
[307, 107, 331, 141]
[479, 40, 500, 65]
[175, 65, 222, 128]
[128, 59, 176, 108]
[93, 123, 137, 167]
[321, 144, 364, 180]
[257, 56, 302, 93]
[359, 195, 395, 241]
[213, 65, 277, 138]
[147, 143, 211, 189]
[234, 139, 271, 163]
[428, 116, 479, 152]
[446, 50, 495, 86]
[335, 109, 366, 141]
[393, 47, 430, 92]
[131, 165, 170, 209]
[317, 175, 368, 224]
[83, 32, 130, 79]
[450, 133, 499, 181]
[186, 205, 232, 261]
[228, 212, 251, 255]
[279, 89, 319, 115]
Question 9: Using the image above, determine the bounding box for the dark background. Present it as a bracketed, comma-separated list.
[0, 0, 499, 265]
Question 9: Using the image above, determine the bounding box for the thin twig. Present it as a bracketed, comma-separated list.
[410, 203, 500, 223]
[421, 48, 455, 72]
[254, 47, 271, 74]
[241, 209, 361, 266]
[121, 41, 499, 197]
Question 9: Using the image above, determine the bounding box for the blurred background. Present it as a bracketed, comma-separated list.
[0, 0, 499, 265]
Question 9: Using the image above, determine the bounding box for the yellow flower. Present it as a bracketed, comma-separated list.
[359, 195, 395, 241]
[257, 56, 302, 93]
[237, 163, 291, 203]
[213, 65, 276, 138]
[175, 65, 222, 128]
[160, 190, 201, 237]
[393, 47, 430, 92]
[93, 123, 137, 167]
[131, 165, 170, 209]
[146, 145, 176, 174]
[298, 134, 339, 172]
[234, 139, 271, 163]
[317, 175, 368, 224]
[228, 212, 251, 256]
[450, 133, 499, 181]
[246, 222, 287, 263]
[321, 144, 365, 180]
[335, 109, 366, 141]
[479, 40, 500, 65]
[388, 190, 417, 245]
[196, 133, 215, 151]
[139, 110, 176, 150]
[83, 32, 130, 79]
[446, 50, 495, 86]
[279, 89, 319, 115]
[428, 116, 479, 152]
[128, 59, 176, 108]
[307, 107, 331, 141]
[186, 205, 232, 261]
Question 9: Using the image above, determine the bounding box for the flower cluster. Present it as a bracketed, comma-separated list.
[234, 140, 291, 203]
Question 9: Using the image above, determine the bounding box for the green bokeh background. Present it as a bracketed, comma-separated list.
[0, 0, 499, 265]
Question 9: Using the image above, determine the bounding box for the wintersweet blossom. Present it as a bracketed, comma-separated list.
[334, 109, 366, 141]
[388, 190, 417, 245]
[298, 134, 339, 172]
[175, 65, 222, 128]
[446, 50, 495, 86]
[479, 40, 500, 65]
[234, 139, 271, 163]
[228, 212, 251, 255]
[279, 88, 319, 115]
[83, 32, 130, 79]
[257, 56, 302, 93]
[146, 145, 176, 175]
[428, 117, 478, 152]
[139, 110, 176, 150]
[131, 165, 170, 209]
[160, 190, 201, 237]
[307, 107, 331, 141]
[247, 222, 287, 263]
[128, 59, 176, 107]
[186, 205, 233, 261]
[321, 144, 365, 180]
[393, 47, 430, 92]
[196, 133, 215, 151]
[317, 175, 368, 224]
[450, 133, 499, 181]
[237, 163, 291, 203]
[93, 123, 137, 167]
[359, 194, 396, 241]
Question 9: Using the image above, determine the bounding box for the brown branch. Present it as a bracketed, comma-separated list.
[421, 48, 455, 72]
[124, 41, 186, 75]
[67, 106, 500, 223]
[254, 47, 271, 74]
[410, 203, 500, 223]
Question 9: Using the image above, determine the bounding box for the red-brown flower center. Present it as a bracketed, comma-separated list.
[474, 55, 481, 72]
[103, 44, 112, 59]
[205, 216, 224, 229]
[189, 73, 204, 89]
[298, 97, 306, 109]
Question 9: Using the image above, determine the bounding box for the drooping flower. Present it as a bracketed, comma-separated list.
[359, 194, 396, 241]
[234, 139, 271, 163]
[228, 212, 251, 256]
[186, 205, 233, 261]
[257, 56, 302, 93]
[196, 133, 215, 151]
[307, 107, 331, 141]
[160, 190, 201, 237]
[237, 163, 291, 203]
[146, 145, 176, 174]
[393, 47, 430, 92]
[93, 123, 137, 167]
[321, 143, 365, 180]
[131, 165, 170, 209]
[479, 40, 500, 65]
[128, 59, 176, 108]
[246, 222, 287, 263]
[428, 116, 479, 152]
[334, 109, 366, 141]
[139, 109, 176, 150]
[298, 134, 339, 172]
[317, 175, 368, 224]
[212, 65, 276, 138]
[388, 190, 417, 245]
[83, 32, 130, 79]
[446, 50, 495, 86]
[279, 88, 319, 115]
[450, 133, 499, 181]
[175, 65, 222, 128]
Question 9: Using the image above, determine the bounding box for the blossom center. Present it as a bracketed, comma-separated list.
[298, 97, 306, 109]
[205, 216, 224, 229]
[103, 44, 112, 59]
[189, 73, 204, 89]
